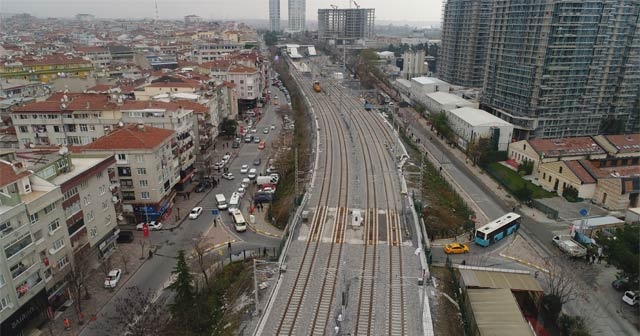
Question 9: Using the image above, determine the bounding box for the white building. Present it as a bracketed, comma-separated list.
[227, 64, 260, 101]
[423, 92, 476, 115]
[401, 50, 426, 80]
[446, 107, 514, 151]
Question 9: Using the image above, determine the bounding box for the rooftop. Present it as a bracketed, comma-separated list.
[49, 155, 112, 185]
[411, 76, 447, 86]
[228, 64, 258, 74]
[598, 134, 640, 154]
[459, 266, 543, 292]
[529, 137, 606, 158]
[83, 124, 175, 151]
[449, 107, 513, 127]
[0, 159, 30, 188]
[426, 91, 473, 106]
[468, 289, 534, 336]
[565, 160, 596, 184]
[571, 215, 625, 229]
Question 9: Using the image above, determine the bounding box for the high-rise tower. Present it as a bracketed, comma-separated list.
[478, 0, 640, 139]
[269, 0, 280, 32]
[288, 0, 306, 32]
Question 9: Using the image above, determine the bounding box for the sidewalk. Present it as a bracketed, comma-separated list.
[43, 232, 151, 336]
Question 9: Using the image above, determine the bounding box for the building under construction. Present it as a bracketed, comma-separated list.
[317, 7, 375, 42]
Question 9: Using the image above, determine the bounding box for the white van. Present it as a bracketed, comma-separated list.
[215, 194, 227, 210]
[228, 192, 240, 214]
[231, 209, 247, 232]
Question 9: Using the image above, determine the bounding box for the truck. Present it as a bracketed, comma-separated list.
[552, 235, 587, 258]
[256, 175, 278, 186]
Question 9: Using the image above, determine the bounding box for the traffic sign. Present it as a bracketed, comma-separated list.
[212, 209, 219, 216]
[579, 208, 588, 217]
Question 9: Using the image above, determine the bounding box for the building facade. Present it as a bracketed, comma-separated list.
[288, 0, 306, 32]
[438, 0, 491, 87]
[269, 0, 281, 32]
[401, 50, 426, 80]
[317, 8, 375, 42]
[82, 124, 180, 223]
[481, 0, 640, 139]
[0, 54, 93, 83]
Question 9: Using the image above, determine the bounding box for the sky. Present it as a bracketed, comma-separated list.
[0, 0, 442, 24]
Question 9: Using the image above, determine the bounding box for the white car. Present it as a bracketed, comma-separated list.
[237, 187, 246, 197]
[270, 125, 276, 130]
[222, 172, 235, 180]
[222, 154, 231, 162]
[104, 269, 122, 288]
[623, 291, 639, 306]
[260, 186, 276, 194]
[240, 165, 249, 174]
[253, 137, 260, 143]
[241, 178, 250, 189]
[263, 127, 269, 134]
[213, 161, 225, 170]
[136, 221, 163, 231]
[248, 168, 257, 179]
[251, 128, 257, 133]
[189, 207, 203, 219]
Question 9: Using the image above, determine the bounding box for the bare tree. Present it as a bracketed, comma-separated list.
[139, 238, 146, 260]
[543, 261, 579, 305]
[192, 236, 214, 289]
[121, 253, 130, 274]
[102, 286, 169, 336]
[65, 251, 93, 313]
[99, 255, 113, 277]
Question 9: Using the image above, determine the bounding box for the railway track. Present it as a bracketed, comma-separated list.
[275, 65, 350, 335]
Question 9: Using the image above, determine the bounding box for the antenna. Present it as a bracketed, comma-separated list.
[155, 0, 159, 21]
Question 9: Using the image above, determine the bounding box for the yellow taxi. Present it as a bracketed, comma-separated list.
[444, 243, 470, 254]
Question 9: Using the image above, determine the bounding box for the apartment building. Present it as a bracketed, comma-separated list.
[317, 8, 375, 42]
[0, 54, 93, 83]
[74, 46, 112, 69]
[438, 0, 491, 87]
[227, 64, 260, 111]
[401, 50, 426, 80]
[135, 76, 202, 101]
[0, 148, 117, 334]
[192, 42, 245, 63]
[480, 0, 640, 139]
[82, 124, 180, 223]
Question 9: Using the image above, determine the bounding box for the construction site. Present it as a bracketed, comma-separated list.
[317, 2, 375, 43]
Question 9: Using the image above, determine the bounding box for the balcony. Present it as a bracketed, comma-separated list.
[10, 257, 38, 281]
[0, 191, 21, 207]
[4, 234, 34, 260]
[16, 272, 44, 300]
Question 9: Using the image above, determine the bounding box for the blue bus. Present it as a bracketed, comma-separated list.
[474, 212, 521, 247]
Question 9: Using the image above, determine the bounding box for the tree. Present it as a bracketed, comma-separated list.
[192, 236, 212, 289]
[220, 119, 238, 137]
[263, 31, 278, 46]
[121, 253, 130, 274]
[562, 185, 580, 202]
[99, 255, 113, 278]
[558, 314, 591, 336]
[101, 286, 169, 336]
[601, 224, 639, 282]
[65, 251, 93, 313]
[139, 238, 146, 260]
[168, 250, 195, 315]
[541, 261, 579, 321]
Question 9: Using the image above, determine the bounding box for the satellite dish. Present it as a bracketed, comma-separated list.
[58, 146, 69, 155]
[112, 196, 118, 202]
[118, 121, 124, 127]
[29, 143, 35, 148]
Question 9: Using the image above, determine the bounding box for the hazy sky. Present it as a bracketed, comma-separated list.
[0, 0, 441, 23]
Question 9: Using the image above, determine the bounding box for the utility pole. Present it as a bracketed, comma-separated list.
[253, 259, 259, 316]
[294, 147, 298, 201]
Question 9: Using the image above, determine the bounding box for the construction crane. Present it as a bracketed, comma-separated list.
[351, 0, 360, 8]
[330, 4, 338, 9]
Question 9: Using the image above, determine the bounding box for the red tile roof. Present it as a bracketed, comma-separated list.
[120, 100, 188, 111]
[75, 46, 108, 53]
[0, 160, 31, 188]
[19, 54, 92, 66]
[13, 101, 62, 113]
[529, 137, 605, 158]
[228, 64, 257, 74]
[146, 81, 200, 89]
[200, 59, 232, 69]
[66, 94, 114, 111]
[173, 100, 208, 114]
[603, 134, 640, 154]
[83, 124, 175, 150]
[565, 161, 596, 184]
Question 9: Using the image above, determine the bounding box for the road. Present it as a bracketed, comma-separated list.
[80, 88, 286, 336]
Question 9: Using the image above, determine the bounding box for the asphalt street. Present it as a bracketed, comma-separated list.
[79, 87, 286, 336]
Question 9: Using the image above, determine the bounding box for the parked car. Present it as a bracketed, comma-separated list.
[213, 161, 225, 170]
[263, 127, 269, 134]
[104, 269, 122, 288]
[266, 166, 278, 174]
[232, 141, 240, 148]
[222, 172, 235, 180]
[189, 207, 203, 219]
[253, 157, 262, 166]
[622, 291, 639, 306]
[253, 136, 260, 143]
[240, 165, 249, 173]
[241, 178, 250, 189]
[612, 279, 631, 292]
[222, 154, 231, 161]
[270, 124, 276, 130]
[260, 186, 276, 194]
[136, 221, 163, 231]
[195, 182, 209, 193]
[248, 168, 257, 179]
[237, 187, 246, 197]
[258, 141, 266, 150]
[116, 230, 134, 244]
[444, 243, 469, 254]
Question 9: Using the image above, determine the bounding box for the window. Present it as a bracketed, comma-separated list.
[96, 172, 103, 179]
[18, 126, 28, 133]
[141, 191, 150, 199]
[84, 194, 91, 205]
[135, 155, 144, 163]
[53, 125, 60, 133]
[98, 185, 106, 195]
[90, 227, 97, 238]
[117, 167, 131, 176]
[29, 213, 39, 224]
[79, 124, 88, 132]
[48, 219, 60, 233]
[137, 168, 147, 175]
[86, 210, 94, 222]
[105, 215, 112, 225]
[116, 153, 127, 162]
[120, 179, 133, 188]
[559, 167, 563, 173]
[0, 296, 9, 312]
[44, 203, 56, 214]
[122, 191, 135, 201]
[0, 274, 5, 287]
[52, 238, 65, 251]
[80, 181, 89, 190]
[0, 221, 11, 235]
[139, 180, 148, 187]
[63, 187, 78, 200]
[102, 201, 108, 211]
[57, 255, 69, 270]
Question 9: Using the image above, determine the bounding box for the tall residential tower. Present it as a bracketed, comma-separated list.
[287, 0, 306, 32]
[480, 0, 640, 139]
[269, 0, 280, 32]
[438, 0, 492, 88]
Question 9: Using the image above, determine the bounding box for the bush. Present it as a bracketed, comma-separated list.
[517, 159, 534, 175]
[486, 162, 554, 200]
[562, 185, 581, 202]
[558, 314, 591, 336]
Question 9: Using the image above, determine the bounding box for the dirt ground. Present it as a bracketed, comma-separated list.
[430, 266, 465, 336]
